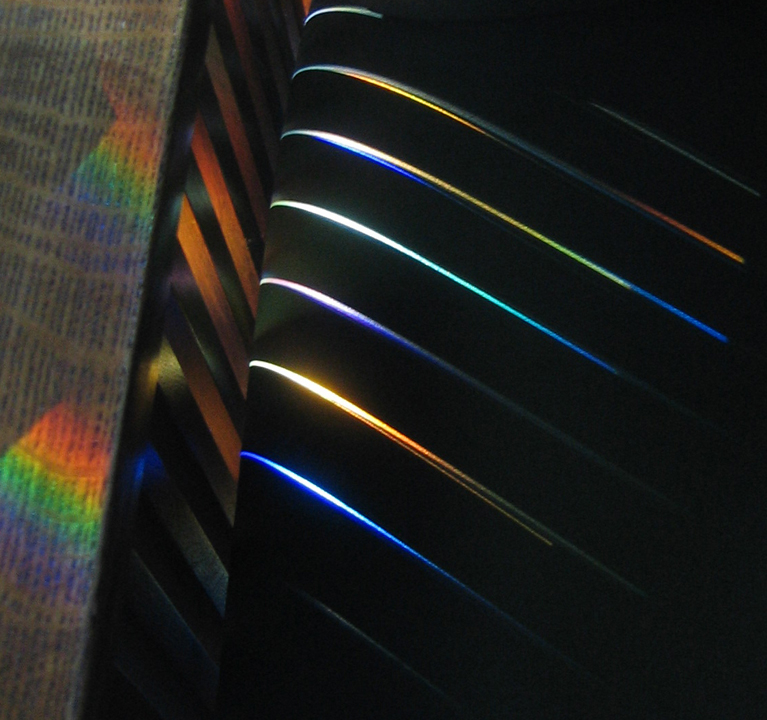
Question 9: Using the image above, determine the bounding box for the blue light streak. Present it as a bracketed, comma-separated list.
[629, 285, 727, 342]
[241, 451, 595, 673]
[242, 453, 481, 596]
[282, 128, 464, 205]
[270, 199, 618, 373]
[281, 128, 729, 342]
[293, 65, 745, 264]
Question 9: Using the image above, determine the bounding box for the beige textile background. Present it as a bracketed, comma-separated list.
[0, 1, 189, 716]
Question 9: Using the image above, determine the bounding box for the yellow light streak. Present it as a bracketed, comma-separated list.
[249, 360, 649, 596]
[280, 131, 731, 340]
[251, 360, 550, 544]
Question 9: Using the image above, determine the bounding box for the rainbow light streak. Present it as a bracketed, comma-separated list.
[304, 6, 383, 24]
[71, 65, 162, 228]
[281, 129, 729, 341]
[260, 277, 676, 511]
[591, 102, 761, 199]
[249, 360, 647, 596]
[241, 451, 593, 673]
[0, 405, 109, 601]
[73, 128, 155, 218]
[293, 65, 745, 266]
[270, 200, 617, 371]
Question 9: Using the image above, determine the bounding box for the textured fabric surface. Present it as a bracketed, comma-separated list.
[0, 1, 189, 716]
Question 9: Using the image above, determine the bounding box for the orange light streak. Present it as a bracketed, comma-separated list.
[294, 65, 744, 265]
[250, 360, 550, 544]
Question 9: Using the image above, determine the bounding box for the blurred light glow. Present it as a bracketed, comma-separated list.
[293, 587, 455, 703]
[270, 199, 618, 370]
[281, 129, 729, 341]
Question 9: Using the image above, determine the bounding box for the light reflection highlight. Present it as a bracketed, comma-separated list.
[304, 6, 383, 24]
[249, 360, 647, 596]
[292, 65, 745, 266]
[242, 452, 487, 590]
[260, 277, 676, 509]
[249, 360, 549, 544]
[270, 199, 618, 371]
[241, 451, 594, 671]
[281, 130, 729, 342]
[292, 586, 456, 705]
[591, 102, 760, 199]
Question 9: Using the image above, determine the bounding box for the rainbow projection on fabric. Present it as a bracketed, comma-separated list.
[0, 404, 109, 603]
[1, 4, 189, 717]
[1, 58, 164, 615]
[71, 62, 163, 224]
[0, 61, 163, 601]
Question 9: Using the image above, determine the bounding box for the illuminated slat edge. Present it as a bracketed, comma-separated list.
[271, 198, 718, 427]
[290, 586, 459, 707]
[270, 199, 618, 372]
[249, 361, 550, 544]
[304, 6, 383, 24]
[249, 360, 648, 597]
[241, 451, 598, 676]
[591, 102, 761, 198]
[292, 65, 745, 266]
[260, 277, 676, 509]
[281, 129, 730, 342]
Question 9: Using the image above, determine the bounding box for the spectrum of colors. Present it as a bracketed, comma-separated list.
[0, 404, 109, 599]
[260, 277, 674, 509]
[281, 129, 730, 342]
[248, 359, 646, 594]
[240, 450, 589, 669]
[258, 275, 612, 441]
[72, 127, 156, 218]
[72, 68, 162, 223]
[270, 199, 618, 371]
[294, 65, 745, 265]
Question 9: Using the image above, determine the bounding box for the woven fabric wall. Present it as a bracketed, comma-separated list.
[0, 2, 190, 717]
